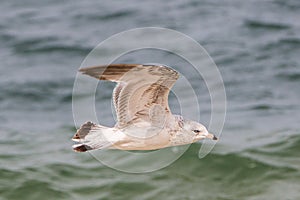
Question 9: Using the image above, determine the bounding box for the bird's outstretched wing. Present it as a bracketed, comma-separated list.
[79, 64, 179, 128]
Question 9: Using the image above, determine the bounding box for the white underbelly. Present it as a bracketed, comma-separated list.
[113, 128, 171, 150]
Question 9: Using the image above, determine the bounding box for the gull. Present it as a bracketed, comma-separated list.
[72, 64, 217, 152]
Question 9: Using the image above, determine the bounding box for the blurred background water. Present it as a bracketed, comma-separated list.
[1, 0, 300, 199]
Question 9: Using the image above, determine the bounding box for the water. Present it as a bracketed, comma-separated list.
[1, 0, 300, 199]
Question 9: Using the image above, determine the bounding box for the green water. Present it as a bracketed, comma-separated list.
[1, 141, 300, 199]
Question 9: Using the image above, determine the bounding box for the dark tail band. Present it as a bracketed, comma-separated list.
[73, 144, 93, 152]
[72, 121, 96, 140]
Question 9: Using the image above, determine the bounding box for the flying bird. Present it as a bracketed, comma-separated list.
[72, 64, 217, 152]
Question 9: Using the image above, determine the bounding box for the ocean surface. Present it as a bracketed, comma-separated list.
[1, 0, 300, 199]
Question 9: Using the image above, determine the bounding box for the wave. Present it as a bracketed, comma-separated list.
[276, 72, 300, 81]
[1, 133, 299, 199]
[0, 32, 91, 55]
[0, 79, 74, 106]
[244, 19, 291, 30]
[14, 40, 91, 55]
[261, 37, 300, 52]
[74, 10, 137, 21]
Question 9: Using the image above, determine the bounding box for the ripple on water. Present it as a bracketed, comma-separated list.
[244, 19, 291, 30]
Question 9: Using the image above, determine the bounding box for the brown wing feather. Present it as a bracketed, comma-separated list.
[79, 64, 141, 81]
[79, 64, 179, 128]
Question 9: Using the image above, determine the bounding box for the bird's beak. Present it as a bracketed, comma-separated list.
[207, 133, 218, 141]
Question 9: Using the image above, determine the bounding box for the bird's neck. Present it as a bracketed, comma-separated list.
[173, 115, 185, 129]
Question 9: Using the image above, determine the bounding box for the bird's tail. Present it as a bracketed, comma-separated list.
[72, 121, 114, 152]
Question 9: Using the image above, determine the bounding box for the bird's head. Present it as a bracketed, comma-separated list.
[182, 120, 218, 142]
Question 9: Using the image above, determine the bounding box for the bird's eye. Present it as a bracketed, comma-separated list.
[193, 130, 201, 133]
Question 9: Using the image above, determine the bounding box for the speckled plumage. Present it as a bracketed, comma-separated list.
[72, 64, 217, 152]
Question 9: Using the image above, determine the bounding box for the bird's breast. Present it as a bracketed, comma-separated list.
[113, 127, 172, 150]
